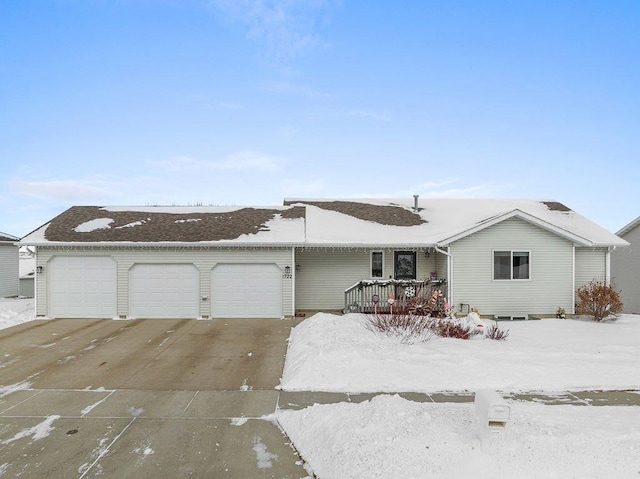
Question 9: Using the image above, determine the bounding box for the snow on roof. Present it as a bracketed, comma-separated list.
[0, 231, 19, 242]
[20, 205, 306, 246]
[19, 198, 627, 247]
[74, 218, 114, 232]
[287, 197, 627, 247]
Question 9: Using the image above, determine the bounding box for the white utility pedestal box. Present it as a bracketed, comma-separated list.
[474, 389, 510, 450]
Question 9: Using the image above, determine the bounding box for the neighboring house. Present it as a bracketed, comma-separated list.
[611, 216, 640, 314]
[19, 198, 627, 320]
[0, 232, 19, 298]
[19, 246, 36, 298]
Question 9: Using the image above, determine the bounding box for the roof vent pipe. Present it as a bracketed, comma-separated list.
[413, 194, 419, 211]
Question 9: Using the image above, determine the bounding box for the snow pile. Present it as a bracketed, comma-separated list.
[276, 394, 640, 479]
[0, 298, 35, 331]
[280, 312, 640, 392]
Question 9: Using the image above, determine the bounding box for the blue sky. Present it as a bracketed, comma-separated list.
[1, 0, 639, 237]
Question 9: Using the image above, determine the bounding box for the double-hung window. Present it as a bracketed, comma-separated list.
[371, 251, 384, 278]
[494, 251, 530, 280]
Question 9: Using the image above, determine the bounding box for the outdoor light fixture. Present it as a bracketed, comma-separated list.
[284, 266, 291, 275]
[36, 266, 44, 274]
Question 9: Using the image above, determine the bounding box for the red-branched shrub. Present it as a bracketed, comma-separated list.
[363, 312, 436, 344]
[432, 319, 476, 339]
[575, 280, 623, 322]
[485, 323, 510, 341]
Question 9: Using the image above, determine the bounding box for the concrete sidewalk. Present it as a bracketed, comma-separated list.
[278, 388, 640, 409]
[2, 388, 639, 478]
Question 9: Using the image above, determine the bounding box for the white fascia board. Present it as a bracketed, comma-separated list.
[436, 209, 594, 247]
[616, 215, 640, 237]
[298, 243, 437, 249]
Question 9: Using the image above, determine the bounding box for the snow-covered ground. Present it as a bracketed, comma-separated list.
[0, 297, 34, 331]
[276, 313, 640, 478]
[2, 304, 639, 478]
[280, 312, 640, 393]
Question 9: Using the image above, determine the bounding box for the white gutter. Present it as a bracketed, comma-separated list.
[435, 246, 452, 304]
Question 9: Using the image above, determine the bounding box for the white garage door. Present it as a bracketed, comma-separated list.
[129, 264, 199, 319]
[211, 263, 282, 318]
[49, 256, 117, 319]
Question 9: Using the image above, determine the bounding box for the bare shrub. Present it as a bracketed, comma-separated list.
[362, 287, 474, 343]
[575, 280, 623, 321]
[432, 319, 476, 340]
[363, 312, 436, 344]
[485, 323, 510, 341]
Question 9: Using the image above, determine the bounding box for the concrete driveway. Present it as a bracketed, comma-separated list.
[0, 318, 308, 478]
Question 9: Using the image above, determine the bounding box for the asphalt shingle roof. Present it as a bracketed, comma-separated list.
[19, 198, 627, 248]
[41, 206, 305, 243]
[283, 200, 426, 226]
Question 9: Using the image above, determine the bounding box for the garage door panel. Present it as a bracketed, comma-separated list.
[49, 256, 117, 319]
[129, 264, 199, 319]
[212, 264, 282, 319]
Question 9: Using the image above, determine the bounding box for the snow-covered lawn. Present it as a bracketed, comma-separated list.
[276, 313, 640, 478]
[277, 395, 640, 479]
[280, 313, 640, 393]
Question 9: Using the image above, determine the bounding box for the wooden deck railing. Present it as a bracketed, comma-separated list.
[344, 279, 444, 314]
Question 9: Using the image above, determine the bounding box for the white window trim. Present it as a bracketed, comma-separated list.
[492, 250, 532, 281]
[370, 250, 384, 278]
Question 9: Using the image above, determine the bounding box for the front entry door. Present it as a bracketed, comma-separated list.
[394, 251, 417, 280]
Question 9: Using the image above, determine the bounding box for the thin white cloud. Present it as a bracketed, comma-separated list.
[266, 81, 333, 99]
[151, 151, 284, 172]
[280, 177, 326, 196]
[209, 0, 339, 60]
[218, 101, 243, 110]
[8, 174, 165, 205]
[350, 178, 504, 200]
[278, 126, 297, 137]
[347, 110, 391, 122]
[419, 184, 498, 198]
[217, 151, 283, 170]
[10, 179, 113, 201]
[151, 156, 201, 172]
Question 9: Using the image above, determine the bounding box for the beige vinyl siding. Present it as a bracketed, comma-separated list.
[611, 225, 640, 313]
[295, 248, 435, 310]
[435, 250, 448, 282]
[575, 248, 607, 290]
[35, 247, 293, 318]
[0, 244, 19, 297]
[450, 217, 574, 317]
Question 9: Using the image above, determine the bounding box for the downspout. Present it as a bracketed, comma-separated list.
[435, 246, 452, 303]
[572, 245, 576, 315]
[291, 247, 296, 317]
[606, 246, 615, 286]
